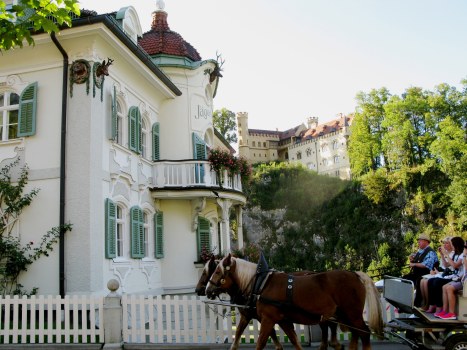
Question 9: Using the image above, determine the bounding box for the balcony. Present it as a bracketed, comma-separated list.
[152, 160, 243, 192]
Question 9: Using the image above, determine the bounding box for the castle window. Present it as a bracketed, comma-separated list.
[297, 152, 302, 160]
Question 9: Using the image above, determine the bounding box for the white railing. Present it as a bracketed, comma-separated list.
[152, 160, 243, 192]
[0, 295, 104, 344]
[0, 293, 400, 345]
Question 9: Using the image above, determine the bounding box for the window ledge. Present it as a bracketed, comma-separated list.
[0, 139, 23, 147]
[111, 257, 131, 265]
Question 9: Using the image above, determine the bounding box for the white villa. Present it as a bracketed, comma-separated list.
[0, 1, 246, 296]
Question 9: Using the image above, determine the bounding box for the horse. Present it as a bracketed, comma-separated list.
[195, 255, 342, 350]
[206, 254, 384, 350]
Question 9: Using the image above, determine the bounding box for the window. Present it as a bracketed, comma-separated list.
[263, 142, 266, 147]
[143, 211, 149, 257]
[105, 198, 125, 258]
[110, 86, 124, 144]
[154, 211, 164, 258]
[334, 155, 339, 164]
[141, 118, 148, 158]
[116, 206, 124, 257]
[116, 101, 124, 145]
[197, 217, 211, 259]
[332, 140, 339, 150]
[0, 91, 19, 141]
[323, 158, 328, 166]
[252, 141, 256, 147]
[0, 83, 37, 141]
[192, 133, 207, 183]
[128, 106, 141, 153]
[306, 148, 312, 157]
[130, 206, 145, 258]
[297, 152, 302, 160]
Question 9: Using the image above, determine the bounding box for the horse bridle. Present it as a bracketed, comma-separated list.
[209, 265, 231, 288]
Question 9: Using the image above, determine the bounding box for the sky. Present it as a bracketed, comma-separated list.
[77, 0, 467, 131]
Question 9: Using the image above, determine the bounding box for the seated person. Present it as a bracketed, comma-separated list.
[420, 236, 453, 309]
[424, 237, 464, 314]
[403, 234, 439, 307]
[435, 244, 467, 320]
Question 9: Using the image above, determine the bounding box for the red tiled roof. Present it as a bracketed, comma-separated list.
[138, 10, 201, 61]
[302, 115, 353, 139]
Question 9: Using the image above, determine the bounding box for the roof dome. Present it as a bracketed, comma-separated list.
[138, 5, 201, 62]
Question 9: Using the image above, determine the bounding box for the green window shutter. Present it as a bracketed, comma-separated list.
[105, 198, 117, 258]
[152, 122, 160, 161]
[128, 107, 141, 153]
[154, 212, 164, 258]
[18, 82, 38, 137]
[130, 206, 145, 258]
[196, 217, 211, 258]
[110, 85, 117, 140]
[192, 133, 206, 183]
[192, 132, 207, 160]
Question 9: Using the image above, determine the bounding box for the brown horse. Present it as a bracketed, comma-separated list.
[195, 256, 342, 350]
[206, 254, 384, 350]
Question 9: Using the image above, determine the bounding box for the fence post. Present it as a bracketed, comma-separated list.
[103, 279, 123, 349]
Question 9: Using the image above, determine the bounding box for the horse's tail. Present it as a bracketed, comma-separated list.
[356, 271, 384, 338]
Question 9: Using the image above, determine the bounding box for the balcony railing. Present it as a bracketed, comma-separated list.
[152, 160, 243, 192]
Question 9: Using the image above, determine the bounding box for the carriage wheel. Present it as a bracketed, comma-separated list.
[445, 333, 467, 350]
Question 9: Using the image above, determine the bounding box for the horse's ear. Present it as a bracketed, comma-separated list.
[224, 253, 232, 266]
[101, 60, 105, 65]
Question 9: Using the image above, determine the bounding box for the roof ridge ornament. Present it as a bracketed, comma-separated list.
[156, 0, 165, 11]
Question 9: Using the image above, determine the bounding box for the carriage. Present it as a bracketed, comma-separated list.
[198, 254, 467, 350]
[383, 276, 467, 350]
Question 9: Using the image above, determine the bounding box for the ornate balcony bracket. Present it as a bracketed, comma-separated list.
[191, 197, 206, 231]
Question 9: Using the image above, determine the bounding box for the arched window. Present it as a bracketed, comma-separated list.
[297, 151, 302, 160]
[116, 100, 124, 145]
[143, 211, 150, 257]
[141, 118, 148, 159]
[105, 198, 126, 258]
[306, 148, 312, 157]
[334, 155, 339, 164]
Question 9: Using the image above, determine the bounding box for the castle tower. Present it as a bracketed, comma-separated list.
[237, 112, 250, 159]
[307, 117, 319, 129]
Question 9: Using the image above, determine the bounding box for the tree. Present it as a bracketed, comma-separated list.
[0, 0, 80, 51]
[213, 108, 237, 144]
[349, 80, 467, 238]
[348, 88, 390, 177]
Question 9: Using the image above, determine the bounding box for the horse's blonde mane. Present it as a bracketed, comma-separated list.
[229, 257, 257, 293]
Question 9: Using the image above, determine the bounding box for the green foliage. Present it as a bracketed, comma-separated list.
[349, 80, 467, 235]
[0, 161, 72, 295]
[213, 108, 237, 144]
[0, 0, 80, 51]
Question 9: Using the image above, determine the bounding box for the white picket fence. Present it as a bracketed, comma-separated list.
[0, 294, 104, 344]
[121, 295, 400, 344]
[0, 293, 399, 345]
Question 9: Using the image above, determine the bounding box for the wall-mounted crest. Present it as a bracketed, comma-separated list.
[69, 59, 91, 97]
[93, 58, 114, 101]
